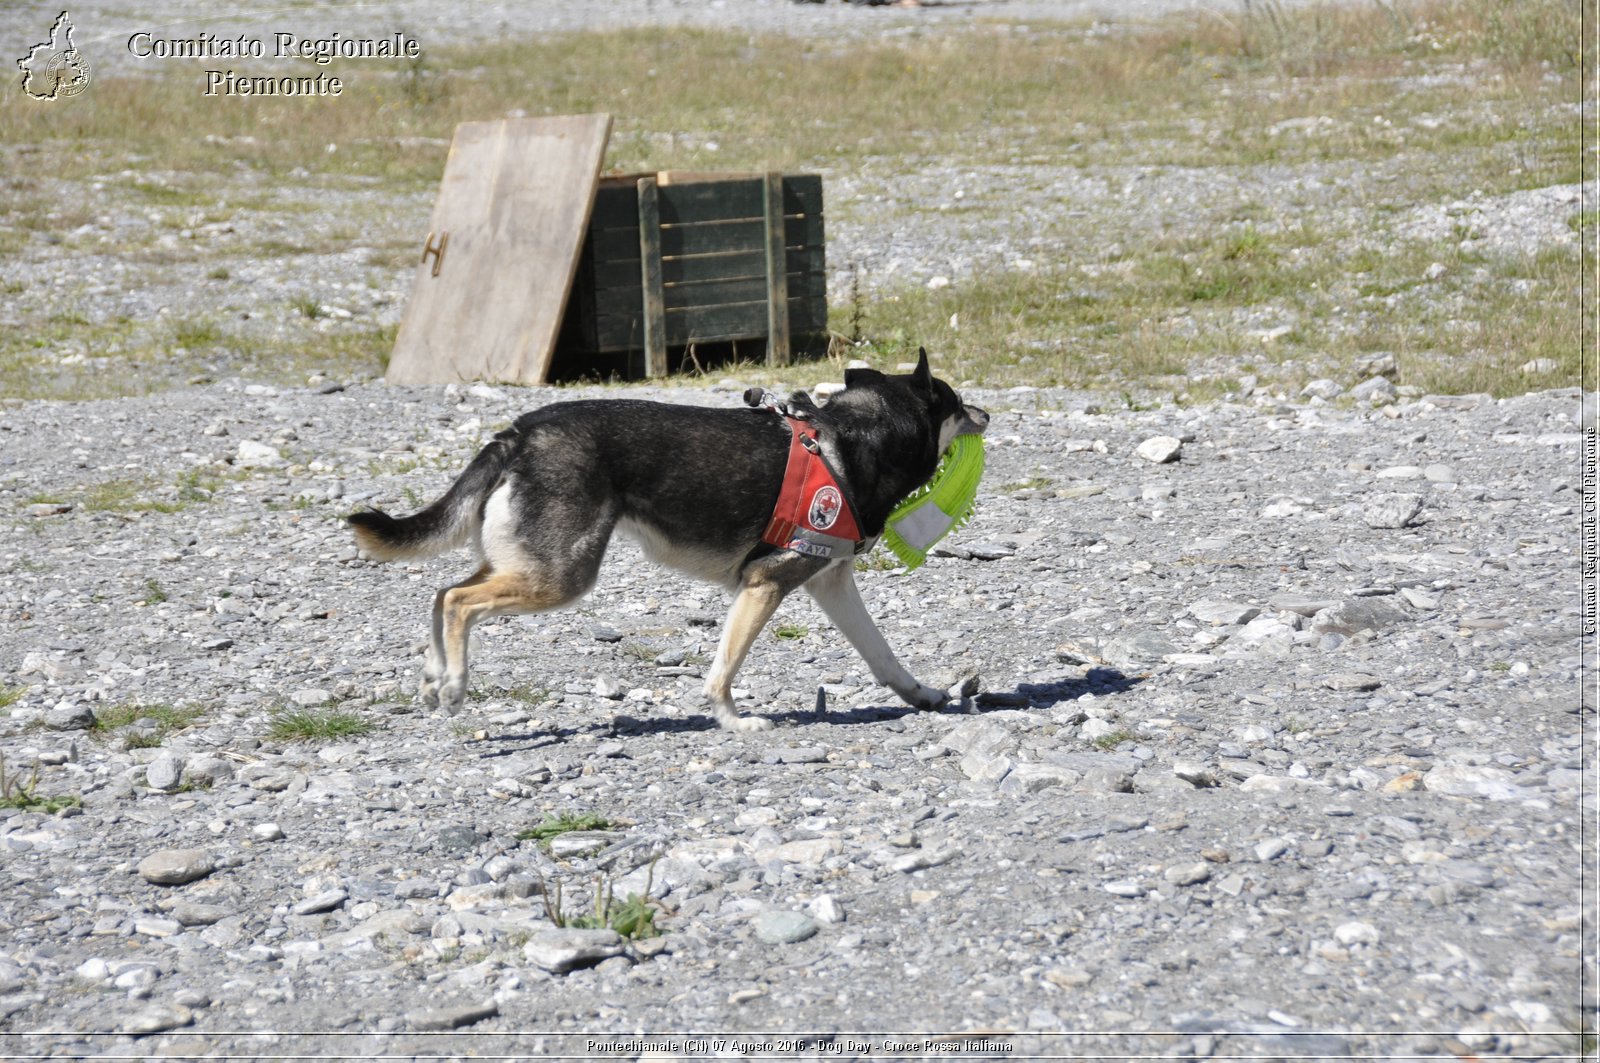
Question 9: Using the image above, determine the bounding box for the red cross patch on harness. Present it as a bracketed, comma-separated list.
[761, 418, 863, 556]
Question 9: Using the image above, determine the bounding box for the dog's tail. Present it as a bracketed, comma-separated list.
[347, 437, 512, 562]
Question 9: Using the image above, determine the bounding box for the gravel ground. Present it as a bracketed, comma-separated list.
[2, 1, 1594, 1060]
[0, 374, 1591, 1059]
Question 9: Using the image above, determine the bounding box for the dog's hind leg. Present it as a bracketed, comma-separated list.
[704, 577, 789, 732]
[422, 565, 488, 707]
[434, 568, 575, 713]
[806, 562, 948, 711]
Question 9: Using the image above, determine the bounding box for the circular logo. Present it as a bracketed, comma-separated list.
[808, 486, 843, 531]
[44, 49, 92, 98]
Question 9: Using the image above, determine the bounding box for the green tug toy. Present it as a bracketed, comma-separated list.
[881, 432, 985, 569]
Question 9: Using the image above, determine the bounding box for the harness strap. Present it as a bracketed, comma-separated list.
[760, 416, 866, 559]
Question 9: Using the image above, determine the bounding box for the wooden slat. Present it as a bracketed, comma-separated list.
[588, 214, 823, 263]
[661, 271, 825, 311]
[588, 245, 825, 290]
[764, 172, 790, 367]
[636, 175, 667, 379]
[592, 294, 826, 352]
[588, 174, 822, 230]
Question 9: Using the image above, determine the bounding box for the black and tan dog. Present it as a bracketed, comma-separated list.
[349, 351, 988, 731]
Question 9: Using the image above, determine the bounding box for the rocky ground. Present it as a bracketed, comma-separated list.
[0, 372, 1591, 1059]
[2, 0, 1593, 1059]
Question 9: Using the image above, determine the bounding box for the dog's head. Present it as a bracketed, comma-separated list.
[843, 347, 989, 452]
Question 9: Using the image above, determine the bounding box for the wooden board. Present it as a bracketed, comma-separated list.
[386, 114, 612, 385]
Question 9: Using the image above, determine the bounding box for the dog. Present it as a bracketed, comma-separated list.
[348, 349, 989, 731]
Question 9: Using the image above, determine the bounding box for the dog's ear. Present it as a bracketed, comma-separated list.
[845, 367, 885, 389]
[910, 347, 933, 394]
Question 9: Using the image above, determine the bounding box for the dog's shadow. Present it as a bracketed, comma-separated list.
[469, 667, 1143, 756]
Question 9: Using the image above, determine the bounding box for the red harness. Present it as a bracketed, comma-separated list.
[761, 417, 864, 557]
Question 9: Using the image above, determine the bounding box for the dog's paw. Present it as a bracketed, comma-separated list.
[721, 714, 776, 733]
[419, 677, 440, 708]
[898, 683, 950, 712]
[436, 679, 467, 715]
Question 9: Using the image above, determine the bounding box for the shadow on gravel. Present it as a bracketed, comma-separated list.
[468, 667, 1145, 753]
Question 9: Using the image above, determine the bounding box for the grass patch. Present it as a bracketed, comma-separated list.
[0, 753, 80, 814]
[0, 0, 1577, 400]
[773, 623, 809, 641]
[91, 702, 205, 747]
[1092, 728, 1137, 751]
[267, 707, 375, 742]
[517, 811, 616, 850]
[0, 685, 28, 711]
[542, 864, 662, 940]
[139, 579, 168, 606]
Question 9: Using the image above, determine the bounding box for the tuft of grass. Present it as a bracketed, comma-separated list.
[1092, 728, 1137, 751]
[139, 579, 168, 606]
[91, 702, 205, 746]
[290, 296, 327, 320]
[0, 685, 28, 711]
[267, 707, 375, 742]
[541, 863, 662, 940]
[774, 623, 809, 641]
[517, 811, 616, 850]
[0, 752, 81, 814]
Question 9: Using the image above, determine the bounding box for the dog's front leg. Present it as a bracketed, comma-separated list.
[806, 562, 948, 711]
[704, 577, 787, 732]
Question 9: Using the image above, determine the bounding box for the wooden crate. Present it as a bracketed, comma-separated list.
[551, 171, 828, 379]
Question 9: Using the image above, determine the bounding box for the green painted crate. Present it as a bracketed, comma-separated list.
[550, 171, 828, 379]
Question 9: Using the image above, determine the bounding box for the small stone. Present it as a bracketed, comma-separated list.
[1323, 673, 1382, 692]
[119, 1004, 194, 1036]
[292, 889, 348, 915]
[1334, 921, 1380, 946]
[1423, 763, 1533, 802]
[252, 823, 285, 842]
[1255, 837, 1292, 862]
[806, 894, 844, 925]
[145, 752, 185, 793]
[1188, 599, 1260, 626]
[1102, 878, 1147, 898]
[524, 928, 624, 973]
[1172, 761, 1216, 788]
[133, 917, 182, 938]
[1163, 862, 1212, 886]
[409, 1001, 499, 1031]
[1269, 594, 1341, 617]
[589, 624, 623, 643]
[1134, 436, 1183, 464]
[753, 910, 819, 945]
[1350, 376, 1398, 404]
[235, 440, 283, 468]
[1044, 967, 1093, 989]
[168, 902, 230, 927]
[1399, 587, 1438, 610]
[1310, 599, 1409, 637]
[592, 675, 624, 699]
[1363, 493, 1424, 529]
[1300, 379, 1343, 400]
[137, 849, 216, 886]
[44, 703, 96, 731]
